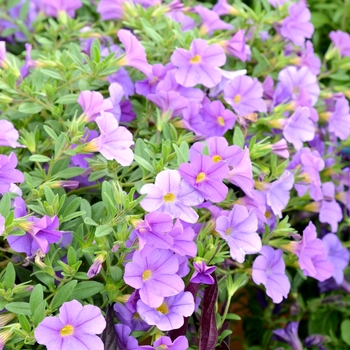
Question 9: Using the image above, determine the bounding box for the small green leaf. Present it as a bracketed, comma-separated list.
[30, 284, 43, 316]
[29, 155, 51, 162]
[95, 225, 113, 238]
[54, 167, 85, 179]
[18, 103, 43, 114]
[40, 69, 63, 80]
[5, 302, 31, 315]
[341, 320, 350, 345]
[55, 94, 79, 104]
[134, 154, 155, 173]
[3, 262, 16, 289]
[233, 126, 245, 148]
[33, 300, 46, 327]
[18, 314, 31, 333]
[71, 281, 104, 300]
[51, 280, 77, 310]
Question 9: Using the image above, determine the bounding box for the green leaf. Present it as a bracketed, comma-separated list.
[3, 262, 16, 289]
[29, 155, 51, 162]
[225, 313, 241, 321]
[0, 193, 11, 217]
[233, 126, 245, 148]
[134, 154, 155, 173]
[18, 103, 43, 114]
[33, 300, 46, 327]
[341, 320, 350, 345]
[54, 167, 85, 179]
[30, 284, 43, 316]
[95, 225, 113, 238]
[40, 69, 63, 80]
[43, 125, 58, 141]
[67, 246, 77, 266]
[51, 280, 78, 310]
[5, 302, 31, 315]
[18, 314, 31, 333]
[90, 39, 101, 63]
[71, 281, 104, 300]
[55, 94, 79, 104]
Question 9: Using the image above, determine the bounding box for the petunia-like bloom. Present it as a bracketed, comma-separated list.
[252, 246, 291, 303]
[295, 41, 321, 76]
[268, 0, 288, 7]
[179, 155, 229, 203]
[115, 324, 153, 350]
[7, 215, 63, 256]
[140, 170, 204, 223]
[328, 95, 350, 141]
[280, 1, 314, 46]
[147, 91, 188, 118]
[329, 30, 350, 57]
[41, 0, 82, 17]
[283, 107, 315, 151]
[194, 5, 234, 35]
[107, 82, 124, 122]
[77, 91, 113, 122]
[322, 233, 350, 285]
[319, 182, 343, 232]
[124, 248, 184, 307]
[171, 39, 226, 88]
[278, 66, 320, 106]
[137, 291, 195, 331]
[117, 29, 152, 76]
[153, 336, 189, 350]
[97, 0, 129, 20]
[216, 205, 261, 263]
[83, 111, 134, 166]
[270, 139, 289, 159]
[221, 30, 250, 62]
[273, 322, 303, 350]
[212, 0, 239, 15]
[34, 300, 106, 350]
[190, 260, 216, 285]
[0, 153, 24, 195]
[224, 75, 267, 115]
[0, 120, 22, 148]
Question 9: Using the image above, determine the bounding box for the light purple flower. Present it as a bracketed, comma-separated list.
[124, 248, 184, 307]
[212, 0, 239, 15]
[41, 0, 82, 17]
[35, 300, 106, 350]
[0, 41, 8, 68]
[87, 254, 105, 278]
[0, 120, 22, 148]
[166, 10, 196, 32]
[109, 68, 135, 98]
[0, 153, 24, 195]
[222, 30, 250, 62]
[77, 91, 113, 122]
[283, 107, 315, 151]
[268, 0, 288, 7]
[179, 155, 229, 203]
[147, 91, 188, 118]
[328, 95, 350, 140]
[216, 205, 261, 263]
[296, 41, 321, 75]
[140, 170, 203, 223]
[137, 291, 195, 331]
[135, 64, 170, 96]
[153, 336, 188, 350]
[115, 324, 152, 350]
[224, 75, 267, 115]
[0, 215, 5, 236]
[270, 139, 289, 159]
[190, 261, 216, 285]
[171, 39, 226, 88]
[97, 0, 128, 20]
[322, 233, 350, 285]
[20, 43, 37, 79]
[280, 1, 314, 46]
[329, 30, 350, 57]
[252, 246, 290, 303]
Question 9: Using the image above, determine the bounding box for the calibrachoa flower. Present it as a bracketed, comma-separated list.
[273, 322, 303, 350]
[252, 246, 291, 303]
[190, 260, 216, 285]
[136, 291, 195, 331]
[0, 41, 8, 69]
[41, 0, 82, 17]
[153, 336, 189, 350]
[124, 248, 184, 307]
[224, 75, 267, 115]
[97, 0, 128, 20]
[140, 169, 204, 223]
[115, 324, 153, 350]
[35, 300, 106, 350]
[327, 95, 350, 141]
[329, 30, 350, 57]
[170, 38, 226, 88]
[221, 30, 250, 62]
[147, 91, 188, 118]
[216, 205, 261, 263]
[0, 153, 24, 195]
[179, 154, 229, 203]
[0, 120, 22, 148]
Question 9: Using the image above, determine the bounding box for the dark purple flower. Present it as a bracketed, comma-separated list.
[87, 254, 105, 278]
[273, 322, 303, 350]
[135, 64, 170, 96]
[190, 260, 216, 285]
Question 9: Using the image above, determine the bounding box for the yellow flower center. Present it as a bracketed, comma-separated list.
[60, 325, 74, 337]
[156, 302, 169, 315]
[225, 228, 232, 236]
[163, 193, 176, 203]
[196, 172, 206, 183]
[212, 155, 222, 163]
[190, 55, 202, 64]
[142, 269, 152, 281]
[234, 94, 241, 104]
[217, 116, 225, 126]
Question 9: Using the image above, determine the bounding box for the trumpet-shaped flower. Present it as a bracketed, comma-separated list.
[0, 120, 22, 148]
[0, 153, 24, 195]
[41, 0, 82, 17]
[77, 91, 113, 122]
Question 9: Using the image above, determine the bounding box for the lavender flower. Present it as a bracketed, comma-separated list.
[0, 120, 22, 148]
[252, 246, 290, 303]
[97, 0, 128, 20]
[273, 322, 303, 350]
[115, 324, 153, 350]
[280, 1, 314, 46]
[41, 0, 82, 17]
[212, 0, 239, 15]
[329, 30, 350, 57]
[171, 39, 226, 88]
[224, 75, 267, 115]
[147, 91, 188, 118]
[0, 153, 24, 195]
[190, 260, 216, 285]
[0, 42, 8, 69]
[153, 336, 188, 350]
[140, 170, 203, 223]
[222, 30, 250, 62]
[328, 95, 350, 141]
[136, 291, 195, 331]
[77, 91, 113, 122]
[216, 205, 261, 263]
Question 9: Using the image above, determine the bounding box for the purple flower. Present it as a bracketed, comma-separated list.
[280, 1, 314, 46]
[140, 170, 203, 223]
[322, 233, 350, 284]
[153, 336, 189, 350]
[0, 153, 24, 195]
[135, 64, 170, 96]
[41, 0, 82, 17]
[270, 139, 290, 159]
[166, 10, 196, 32]
[7, 215, 63, 256]
[147, 91, 188, 118]
[190, 261, 216, 285]
[0, 42, 8, 69]
[87, 254, 105, 278]
[212, 0, 239, 15]
[222, 30, 250, 62]
[268, 0, 288, 7]
[278, 66, 320, 106]
[35, 300, 106, 350]
[109, 68, 135, 98]
[20, 43, 38, 79]
[224, 75, 267, 115]
[136, 291, 195, 331]
[124, 249, 184, 307]
[171, 39, 226, 88]
[216, 205, 261, 263]
[117, 30, 152, 76]
[273, 322, 303, 350]
[179, 155, 229, 203]
[194, 5, 234, 35]
[252, 246, 290, 303]
[115, 324, 152, 350]
[77, 91, 113, 122]
[328, 95, 350, 140]
[107, 82, 124, 122]
[319, 182, 343, 232]
[283, 107, 315, 150]
[97, 0, 127, 20]
[295, 41, 321, 76]
[0, 120, 22, 148]
[329, 30, 350, 57]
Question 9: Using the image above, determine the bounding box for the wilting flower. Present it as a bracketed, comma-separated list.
[35, 300, 106, 350]
[252, 246, 290, 303]
[77, 91, 113, 122]
[171, 38, 226, 88]
[216, 205, 261, 263]
[0, 153, 24, 195]
[190, 260, 216, 285]
[273, 322, 303, 350]
[87, 253, 106, 278]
